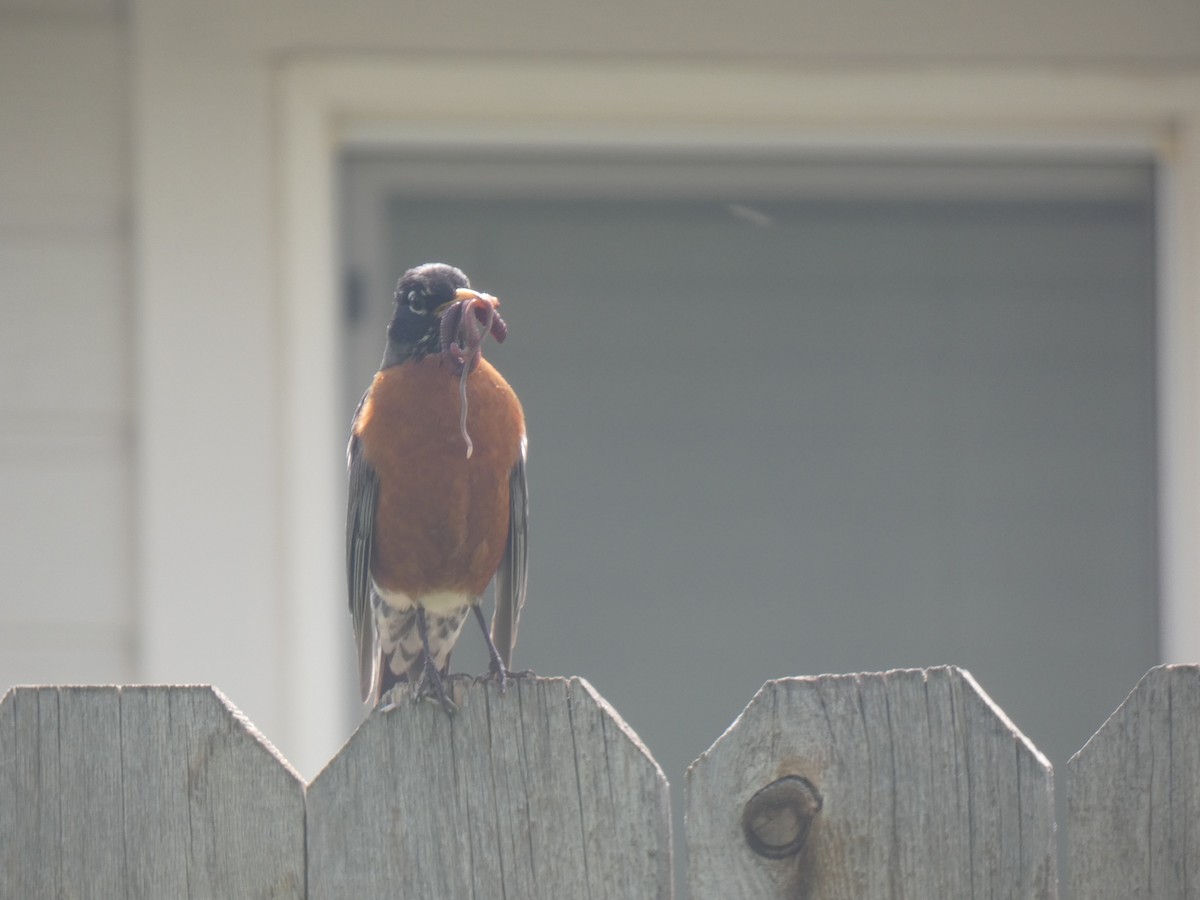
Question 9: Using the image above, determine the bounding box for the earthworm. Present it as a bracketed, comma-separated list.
[440, 294, 507, 458]
[457, 361, 473, 458]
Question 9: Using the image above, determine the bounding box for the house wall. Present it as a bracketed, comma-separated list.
[179, 0, 1200, 65]
[1, 0, 1197, 774]
[0, 1, 133, 690]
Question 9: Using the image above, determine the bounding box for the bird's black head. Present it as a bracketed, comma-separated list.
[381, 263, 471, 367]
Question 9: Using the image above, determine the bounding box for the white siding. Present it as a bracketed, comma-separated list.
[0, 0, 1195, 777]
[0, 10, 133, 689]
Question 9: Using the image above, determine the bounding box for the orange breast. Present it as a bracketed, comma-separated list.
[355, 355, 525, 599]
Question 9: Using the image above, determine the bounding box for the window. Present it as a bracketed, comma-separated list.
[340, 150, 1157, 842]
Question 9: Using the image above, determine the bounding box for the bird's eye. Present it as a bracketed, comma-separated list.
[407, 291, 428, 314]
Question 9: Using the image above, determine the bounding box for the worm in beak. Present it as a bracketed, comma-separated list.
[439, 290, 507, 457]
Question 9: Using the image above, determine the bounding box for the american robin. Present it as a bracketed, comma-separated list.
[346, 262, 528, 709]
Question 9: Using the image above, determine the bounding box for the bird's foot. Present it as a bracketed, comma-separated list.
[475, 666, 535, 692]
[416, 653, 458, 715]
[377, 685, 404, 712]
[411, 606, 457, 715]
[376, 677, 457, 714]
[470, 604, 518, 693]
[483, 658, 508, 693]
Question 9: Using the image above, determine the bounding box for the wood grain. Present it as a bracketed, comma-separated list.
[0, 685, 306, 898]
[306, 676, 672, 899]
[1068, 664, 1200, 899]
[685, 667, 1056, 899]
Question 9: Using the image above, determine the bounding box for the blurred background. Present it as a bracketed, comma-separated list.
[2, 0, 1199, 893]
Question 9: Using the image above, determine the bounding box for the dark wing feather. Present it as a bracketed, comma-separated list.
[346, 400, 381, 702]
[491, 440, 528, 668]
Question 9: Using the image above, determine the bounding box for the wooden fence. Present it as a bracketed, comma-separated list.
[1, 665, 1197, 899]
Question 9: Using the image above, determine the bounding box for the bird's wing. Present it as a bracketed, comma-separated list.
[491, 437, 528, 669]
[347, 400, 381, 702]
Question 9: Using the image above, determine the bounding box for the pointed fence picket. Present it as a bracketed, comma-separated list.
[1, 666, 1197, 899]
[306, 676, 672, 899]
[1068, 665, 1200, 899]
[685, 667, 1056, 899]
[0, 685, 305, 898]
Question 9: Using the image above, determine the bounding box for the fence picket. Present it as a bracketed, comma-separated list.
[305, 676, 672, 900]
[1068, 664, 1200, 899]
[684, 667, 1056, 899]
[0, 685, 306, 899]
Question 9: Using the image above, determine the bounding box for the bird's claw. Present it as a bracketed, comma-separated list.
[477, 663, 508, 693]
[412, 648, 458, 715]
[475, 666, 535, 693]
[418, 689, 458, 715]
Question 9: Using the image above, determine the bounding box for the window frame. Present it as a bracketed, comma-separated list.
[275, 59, 1200, 771]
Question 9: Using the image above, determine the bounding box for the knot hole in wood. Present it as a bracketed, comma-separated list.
[741, 775, 823, 860]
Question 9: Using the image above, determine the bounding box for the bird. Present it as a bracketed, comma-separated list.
[346, 262, 528, 710]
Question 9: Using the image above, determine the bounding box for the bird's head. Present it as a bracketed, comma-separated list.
[382, 262, 505, 368]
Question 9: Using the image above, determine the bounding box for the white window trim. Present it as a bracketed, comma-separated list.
[276, 60, 1200, 772]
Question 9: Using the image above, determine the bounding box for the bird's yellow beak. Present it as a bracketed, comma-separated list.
[435, 288, 499, 316]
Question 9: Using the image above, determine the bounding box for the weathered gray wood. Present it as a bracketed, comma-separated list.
[685, 667, 1056, 899]
[1068, 664, 1200, 899]
[0, 685, 306, 899]
[306, 676, 672, 899]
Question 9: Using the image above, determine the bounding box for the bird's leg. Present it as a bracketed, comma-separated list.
[471, 604, 514, 692]
[415, 607, 457, 714]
